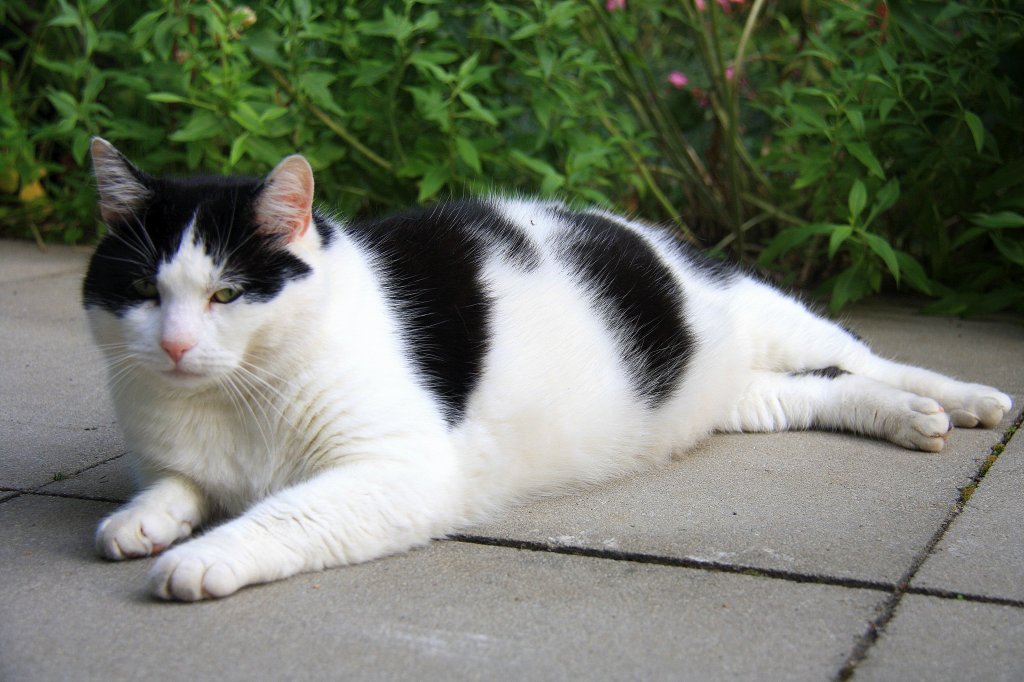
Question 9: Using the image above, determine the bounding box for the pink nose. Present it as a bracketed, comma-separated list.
[161, 338, 195, 364]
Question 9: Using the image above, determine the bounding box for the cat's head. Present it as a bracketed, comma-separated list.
[83, 138, 322, 389]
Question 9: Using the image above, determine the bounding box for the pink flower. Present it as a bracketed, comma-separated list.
[715, 0, 731, 12]
[606, 0, 626, 10]
[725, 65, 735, 80]
[667, 71, 689, 89]
[695, 0, 707, 10]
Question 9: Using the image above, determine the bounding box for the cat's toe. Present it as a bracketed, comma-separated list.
[149, 545, 243, 601]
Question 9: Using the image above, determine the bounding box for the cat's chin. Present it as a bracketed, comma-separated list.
[160, 367, 219, 388]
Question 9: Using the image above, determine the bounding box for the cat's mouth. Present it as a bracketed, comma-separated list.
[163, 367, 210, 382]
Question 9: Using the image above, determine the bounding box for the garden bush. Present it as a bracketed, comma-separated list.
[2, 0, 1022, 314]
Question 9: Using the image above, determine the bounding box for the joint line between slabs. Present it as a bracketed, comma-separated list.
[449, 533, 894, 592]
[833, 406, 1024, 681]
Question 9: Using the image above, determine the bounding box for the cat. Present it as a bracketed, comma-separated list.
[83, 137, 1012, 601]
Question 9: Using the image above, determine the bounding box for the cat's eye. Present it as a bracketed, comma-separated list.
[132, 279, 158, 299]
[212, 287, 244, 304]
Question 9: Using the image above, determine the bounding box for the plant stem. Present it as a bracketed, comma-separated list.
[265, 66, 393, 173]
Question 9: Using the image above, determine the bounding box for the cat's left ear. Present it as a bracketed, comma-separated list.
[256, 155, 314, 242]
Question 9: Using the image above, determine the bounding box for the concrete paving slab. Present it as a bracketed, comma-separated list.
[0, 243, 121, 489]
[854, 594, 1024, 681]
[0, 494, 885, 682]
[0, 239, 90, 284]
[913, 431, 1024, 602]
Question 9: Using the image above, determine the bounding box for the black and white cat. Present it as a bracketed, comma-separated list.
[83, 138, 1011, 601]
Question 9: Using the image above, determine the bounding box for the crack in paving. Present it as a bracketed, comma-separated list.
[834, 406, 1024, 681]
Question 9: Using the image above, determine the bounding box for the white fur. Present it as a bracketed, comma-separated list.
[88, 196, 1013, 601]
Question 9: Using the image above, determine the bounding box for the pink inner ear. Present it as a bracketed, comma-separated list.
[281, 193, 311, 240]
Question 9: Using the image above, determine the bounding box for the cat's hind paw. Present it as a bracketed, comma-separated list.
[148, 542, 245, 601]
[946, 386, 1012, 429]
[96, 508, 194, 560]
[889, 397, 952, 453]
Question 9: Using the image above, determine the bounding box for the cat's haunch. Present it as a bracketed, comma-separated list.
[83, 139, 1012, 601]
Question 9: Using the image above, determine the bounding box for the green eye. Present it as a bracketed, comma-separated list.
[132, 279, 158, 299]
[212, 287, 244, 304]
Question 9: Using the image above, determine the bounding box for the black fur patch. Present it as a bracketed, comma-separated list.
[793, 366, 849, 380]
[83, 175, 312, 315]
[552, 209, 695, 407]
[347, 199, 539, 423]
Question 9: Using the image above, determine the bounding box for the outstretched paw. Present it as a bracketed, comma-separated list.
[890, 396, 952, 453]
[945, 386, 1012, 429]
[96, 507, 194, 560]
[148, 541, 247, 601]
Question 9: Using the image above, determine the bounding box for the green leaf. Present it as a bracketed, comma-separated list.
[863, 232, 900, 284]
[864, 179, 900, 228]
[874, 179, 900, 214]
[878, 98, 898, 122]
[828, 225, 853, 259]
[300, 72, 344, 117]
[757, 223, 835, 266]
[845, 109, 865, 135]
[230, 102, 264, 133]
[792, 163, 827, 190]
[455, 136, 482, 173]
[540, 172, 565, 195]
[47, 2, 80, 28]
[46, 91, 78, 120]
[963, 111, 984, 154]
[830, 264, 861, 313]
[968, 211, 1024, 229]
[510, 23, 540, 40]
[845, 142, 885, 179]
[991, 233, 1024, 266]
[169, 112, 222, 142]
[894, 251, 932, 294]
[146, 92, 189, 104]
[417, 166, 448, 202]
[457, 91, 497, 126]
[229, 134, 249, 167]
[510, 151, 559, 178]
[848, 179, 867, 220]
[790, 104, 830, 135]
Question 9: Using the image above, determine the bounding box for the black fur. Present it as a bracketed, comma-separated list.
[552, 209, 695, 407]
[347, 199, 539, 423]
[793, 366, 849, 379]
[83, 175, 313, 315]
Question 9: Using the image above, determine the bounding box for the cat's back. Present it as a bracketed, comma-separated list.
[336, 198, 740, 446]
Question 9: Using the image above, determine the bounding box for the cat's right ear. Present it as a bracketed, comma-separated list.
[255, 154, 315, 243]
[90, 137, 151, 225]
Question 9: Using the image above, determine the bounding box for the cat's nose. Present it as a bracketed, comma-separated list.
[161, 337, 195, 364]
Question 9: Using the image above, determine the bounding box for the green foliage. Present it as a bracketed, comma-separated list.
[2, 0, 1023, 315]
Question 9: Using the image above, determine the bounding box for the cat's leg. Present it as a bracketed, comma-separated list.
[733, 280, 1012, 428]
[720, 370, 953, 452]
[96, 474, 208, 560]
[842, 355, 1012, 429]
[147, 454, 459, 601]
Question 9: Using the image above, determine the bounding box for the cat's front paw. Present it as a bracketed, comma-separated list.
[96, 507, 195, 560]
[945, 386, 1013, 429]
[148, 541, 247, 601]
